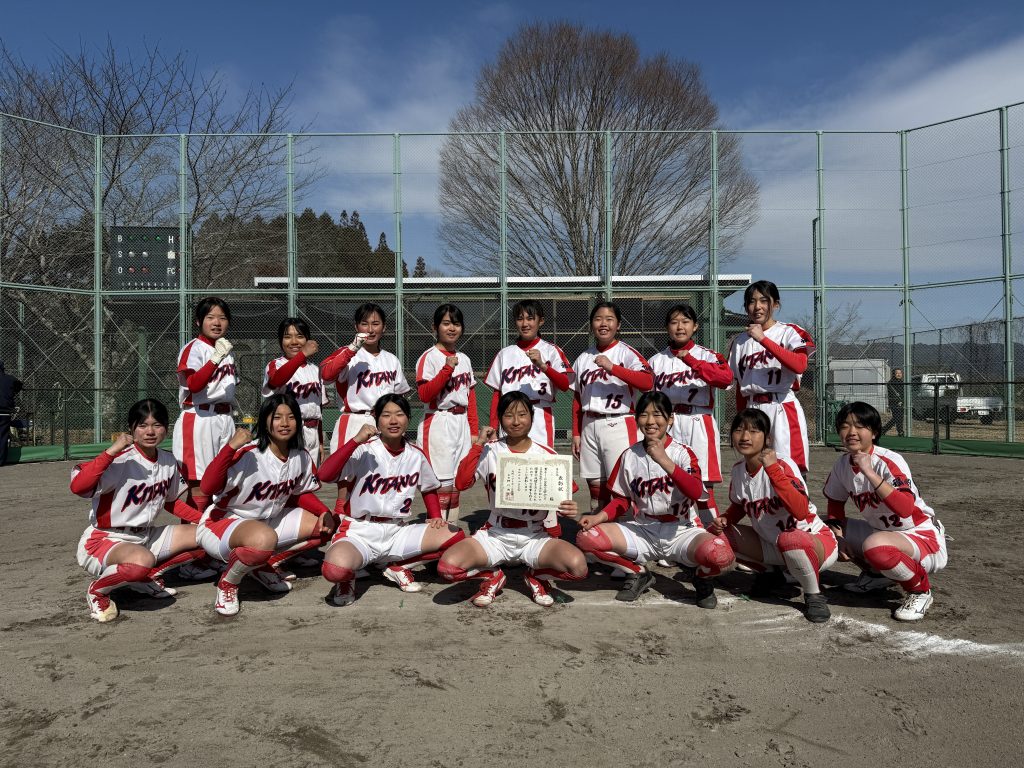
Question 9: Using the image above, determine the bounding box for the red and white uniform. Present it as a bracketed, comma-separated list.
[485, 338, 574, 448]
[196, 444, 320, 561]
[823, 447, 946, 571]
[591, 439, 707, 566]
[571, 341, 653, 480]
[262, 354, 328, 456]
[73, 446, 197, 577]
[416, 346, 478, 483]
[173, 335, 238, 481]
[650, 342, 731, 483]
[726, 455, 837, 568]
[322, 347, 411, 452]
[458, 439, 562, 569]
[323, 438, 442, 566]
[727, 323, 815, 472]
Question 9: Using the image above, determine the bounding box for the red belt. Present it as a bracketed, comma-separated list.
[196, 403, 232, 414]
[303, 418, 322, 428]
[434, 406, 467, 415]
[751, 393, 781, 404]
[497, 516, 534, 529]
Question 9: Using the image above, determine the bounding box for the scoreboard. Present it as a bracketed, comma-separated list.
[109, 226, 181, 290]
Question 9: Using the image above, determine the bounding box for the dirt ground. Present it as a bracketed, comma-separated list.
[1, 446, 1022, 768]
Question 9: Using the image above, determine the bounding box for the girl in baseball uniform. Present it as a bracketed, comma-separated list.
[438, 391, 587, 608]
[173, 296, 238, 512]
[196, 394, 336, 617]
[650, 303, 732, 523]
[318, 394, 466, 607]
[485, 299, 574, 449]
[727, 280, 815, 474]
[576, 391, 735, 606]
[707, 409, 836, 623]
[571, 302, 654, 512]
[262, 317, 328, 462]
[415, 303, 479, 524]
[822, 402, 947, 622]
[72, 399, 208, 622]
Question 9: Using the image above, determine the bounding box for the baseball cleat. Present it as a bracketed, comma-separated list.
[128, 579, 177, 599]
[524, 574, 555, 607]
[86, 591, 119, 623]
[894, 590, 933, 621]
[382, 565, 423, 593]
[844, 571, 895, 594]
[291, 554, 321, 568]
[277, 568, 298, 582]
[748, 568, 786, 598]
[470, 570, 507, 607]
[656, 559, 672, 568]
[178, 561, 218, 581]
[327, 580, 355, 607]
[250, 566, 292, 594]
[615, 570, 655, 602]
[804, 593, 831, 623]
[214, 580, 241, 616]
[693, 576, 718, 609]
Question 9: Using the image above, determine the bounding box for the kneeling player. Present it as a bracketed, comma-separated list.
[438, 392, 587, 607]
[72, 399, 208, 622]
[823, 401, 947, 621]
[575, 391, 735, 607]
[708, 409, 836, 623]
[318, 394, 465, 606]
[197, 394, 336, 616]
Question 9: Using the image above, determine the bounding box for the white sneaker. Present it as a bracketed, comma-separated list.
[524, 574, 554, 607]
[214, 580, 240, 616]
[844, 572, 895, 594]
[655, 559, 672, 568]
[894, 590, 933, 621]
[382, 565, 423, 593]
[250, 566, 293, 594]
[328, 581, 355, 607]
[86, 591, 119, 623]
[178, 561, 218, 581]
[471, 570, 506, 607]
[128, 579, 177, 599]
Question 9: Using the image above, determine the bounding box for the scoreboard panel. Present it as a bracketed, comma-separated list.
[109, 226, 181, 290]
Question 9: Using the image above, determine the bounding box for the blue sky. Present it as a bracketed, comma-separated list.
[3, 1, 1023, 336]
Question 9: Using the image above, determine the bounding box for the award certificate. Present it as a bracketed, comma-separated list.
[495, 452, 573, 510]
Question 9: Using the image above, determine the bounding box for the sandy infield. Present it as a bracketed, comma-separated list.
[1, 446, 1022, 768]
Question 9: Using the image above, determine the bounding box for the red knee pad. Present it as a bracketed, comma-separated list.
[322, 562, 355, 584]
[576, 526, 614, 554]
[439, 529, 467, 551]
[117, 562, 152, 583]
[777, 530, 819, 569]
[863, 545, 903, 572]
[694, 536, 734, 573]
[437, 560, 468, 583]
[233, 547, 273, 567]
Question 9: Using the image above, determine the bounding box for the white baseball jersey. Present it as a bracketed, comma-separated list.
[607, 439, 703, 525]
[339, 438, 440, 521]
[333, 348, 410, 413]
[728, 323, 814, 396]
[204, 444, 320, 522]
[71, 446, 185, 529]
[650, 344, 727, 409]
[262, 357, 327, 419]
[728, 455, 824, 540]
[176, 336, 237, 408]
[485, 338, 574, 404]
[571, 341, 652, 415]
[474, 439, 559, 526]
[416, 347, 476, 410]
[823, 446, 936, 529]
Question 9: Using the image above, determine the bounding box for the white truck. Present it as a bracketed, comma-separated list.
[911, 372, 1005, 424]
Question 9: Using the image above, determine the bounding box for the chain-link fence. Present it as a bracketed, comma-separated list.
[1, 103, 1022, 461]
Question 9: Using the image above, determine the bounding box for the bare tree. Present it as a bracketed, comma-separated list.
[439, 22, 758, 277]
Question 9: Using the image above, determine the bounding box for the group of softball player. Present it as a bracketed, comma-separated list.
[72, 281, 947, 624]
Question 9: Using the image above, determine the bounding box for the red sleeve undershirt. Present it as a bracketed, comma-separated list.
[267, 352, 306, 388]
[765, 462, 811, 520]
[826, 499, 847, 522]
[318, 438, 360, 485]
[319, 347, 355, 383]
[455, 444, 483, 491]
[600, 494, 632, 522]
[467, 387, 479, 433]
[69, 451, 115, 496]
[670, 465, 705, 501]
[882, 487, 917, 518]
[572, 394, 583, 437]
[289, 491, 329, 517]
[724, 502, 746, 526]
[610, 364, 654, 391]
[165, 499, 202, 524]
[681, 353, 734, 388]
[199, 444, 237, 497]
[489, 391, 500, 429]
[416, 364, 454, 404]
[543, 365, 570, 391]
[758, 338, 808, 375]
[423, 489, 442, 519]
[185, 360, 217, 393]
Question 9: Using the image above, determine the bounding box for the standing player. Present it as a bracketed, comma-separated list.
[263, 317, 327, 462]
[438, 392, 587, 608]
[416, 303, 479, 524]
[196, 394, 336, 617]
[72, 399, 207, 622]
[173, 296, 237, 512]
[318, 394, 466, 606]
[727, 280, 815, 474]
[485, 300, 574, 448]
[572, 302, 654, 512]
[650, 303, 732, 523]
[708, 409, 836, 623]
[823, 402, 947, 621]
[576, 391, 735, 605]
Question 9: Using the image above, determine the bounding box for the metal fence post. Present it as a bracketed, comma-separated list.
[499, 131, 509, 344]
[899, 130, 913, 438]
[178, 134, 189, 346]
[93, 134, 103, 442]
[814, 131, 828, 444]
[393, 133, 404, 362]
[709, 130, 723, 431]
[603, 130, 613, 300]
[286, 134, 297, 316]
[999, 107, 1015, 441]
